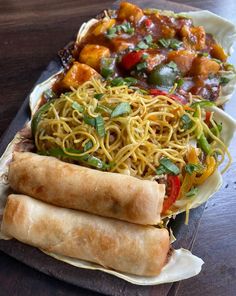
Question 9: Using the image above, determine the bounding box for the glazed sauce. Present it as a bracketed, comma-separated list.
[58, 8, 227, 101]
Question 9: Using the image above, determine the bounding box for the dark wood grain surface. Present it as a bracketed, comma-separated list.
[0, 0, 236, 295]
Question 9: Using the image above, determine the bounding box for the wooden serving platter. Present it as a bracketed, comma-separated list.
[0, 1, 207, 295]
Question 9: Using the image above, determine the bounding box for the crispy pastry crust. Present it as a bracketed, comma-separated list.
[8, 152, 165, 225]
[1, 194, 170, 276]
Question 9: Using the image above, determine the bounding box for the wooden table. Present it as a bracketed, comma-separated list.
[0, 1, 236, 295]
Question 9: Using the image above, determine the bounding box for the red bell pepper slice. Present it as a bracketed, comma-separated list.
[149, 89, 187, 105]
[205, 111, 212, 126]
[144, 18, 153, 27]
[162, 175, 181, 214]
[121, 50, 144, 70]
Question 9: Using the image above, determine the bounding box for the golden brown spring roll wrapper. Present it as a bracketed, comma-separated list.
[8, 152, 165, 225]
[1, 194, 170, 276]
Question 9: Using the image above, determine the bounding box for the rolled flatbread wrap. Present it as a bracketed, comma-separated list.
[8, 152, 165, 225]
[1, 194, 170, 276]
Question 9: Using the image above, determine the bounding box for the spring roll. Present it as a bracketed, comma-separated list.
[1, 194, 170, 276]
[8, 152, 165, 225]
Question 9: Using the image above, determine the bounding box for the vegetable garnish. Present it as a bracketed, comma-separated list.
[181, 114, 193, 130]
[84, 114, 106, 137]
[95, 104, 112, 115]
[156, 158, 180, 175]
[39, 147, 110, 170]
[186, 187, 199, 197]
[106, 27, 117, 39]
[191, 101, 215, 108]
[71, 101, 84, 112]
[106, 21, 134, 39]
[136, 41, 149, 50]
[94, 93, 104, 100]
[198, 133, 212, 155]
[83, 140, 93, 152]
[158, 38, 183, 50]
[149, 89, 187, 104]
[111, 102, 131, 118]
[194, 155, 216, 185]
[101, 58, 116, 78]
[144, 18, 152, 27]
[110, 77, 137, 87]
[162, 175, 181, 213]
[210, 123, 223, 136]
[84, 114, 96, 127]
[31, 100, 55, 136]
[116, 21, 134, 35]
[148, 62, 180, 86]
[185, 163, 203, 175]
[95, 115, 106, 137]
[121, 50, 144, 70]
[135, 35, 153, 50]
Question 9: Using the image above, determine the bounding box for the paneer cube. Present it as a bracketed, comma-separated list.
[189, 56, 220, 78]
[79, 44, 110, 71]
[111, 38, 133, 52]
[210, 44, 227, 62]
[181, 25, 206, 51]
[117, 2, 144, 23]
[168, 50, 196, 75]
[61, 62, 100, 89]
[146, 53, 166, 72]
[161, 26, 176, 39]
[92, 19, 116, 36]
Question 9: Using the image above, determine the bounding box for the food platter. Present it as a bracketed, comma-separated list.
[0, 1, 236, 295]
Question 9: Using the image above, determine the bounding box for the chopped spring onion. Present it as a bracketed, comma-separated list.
[110, 77, 137, 87]
[111, 102, 131, 118]
[116, 21, 134, 34]
[95, 115, 105, 137]
[83, 115, 96, 127]
[106, 27, 117, 39]
[185, 163, 203, 175]
[158, 38, 183, 50]
[136, 40, 149, 50]
[94, 93, 104, 100]
[39, 147, 110, 171]
[144, 34, 153, 44]
[156, 158, 180, 175]
[71, 101, 84, 112]
[100, 58, 116, 78]
[124, 77, 138, 86]
[181, 114, 193, 130]
[31, 100, 55, 136]
[95, 104, 112, 115]
[110, 77, 125, 86]
[186, 187, 199, 197]
[84, 140, 93, 152]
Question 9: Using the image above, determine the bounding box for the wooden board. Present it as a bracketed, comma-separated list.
[0, 1, 208, 295]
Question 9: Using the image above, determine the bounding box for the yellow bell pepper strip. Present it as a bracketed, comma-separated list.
[194, 155, 216, 185]
[178, 147, 198, 199]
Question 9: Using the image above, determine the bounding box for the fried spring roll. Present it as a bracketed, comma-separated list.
[1, 194, 170, 276]
[8, 152, 165, 225]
